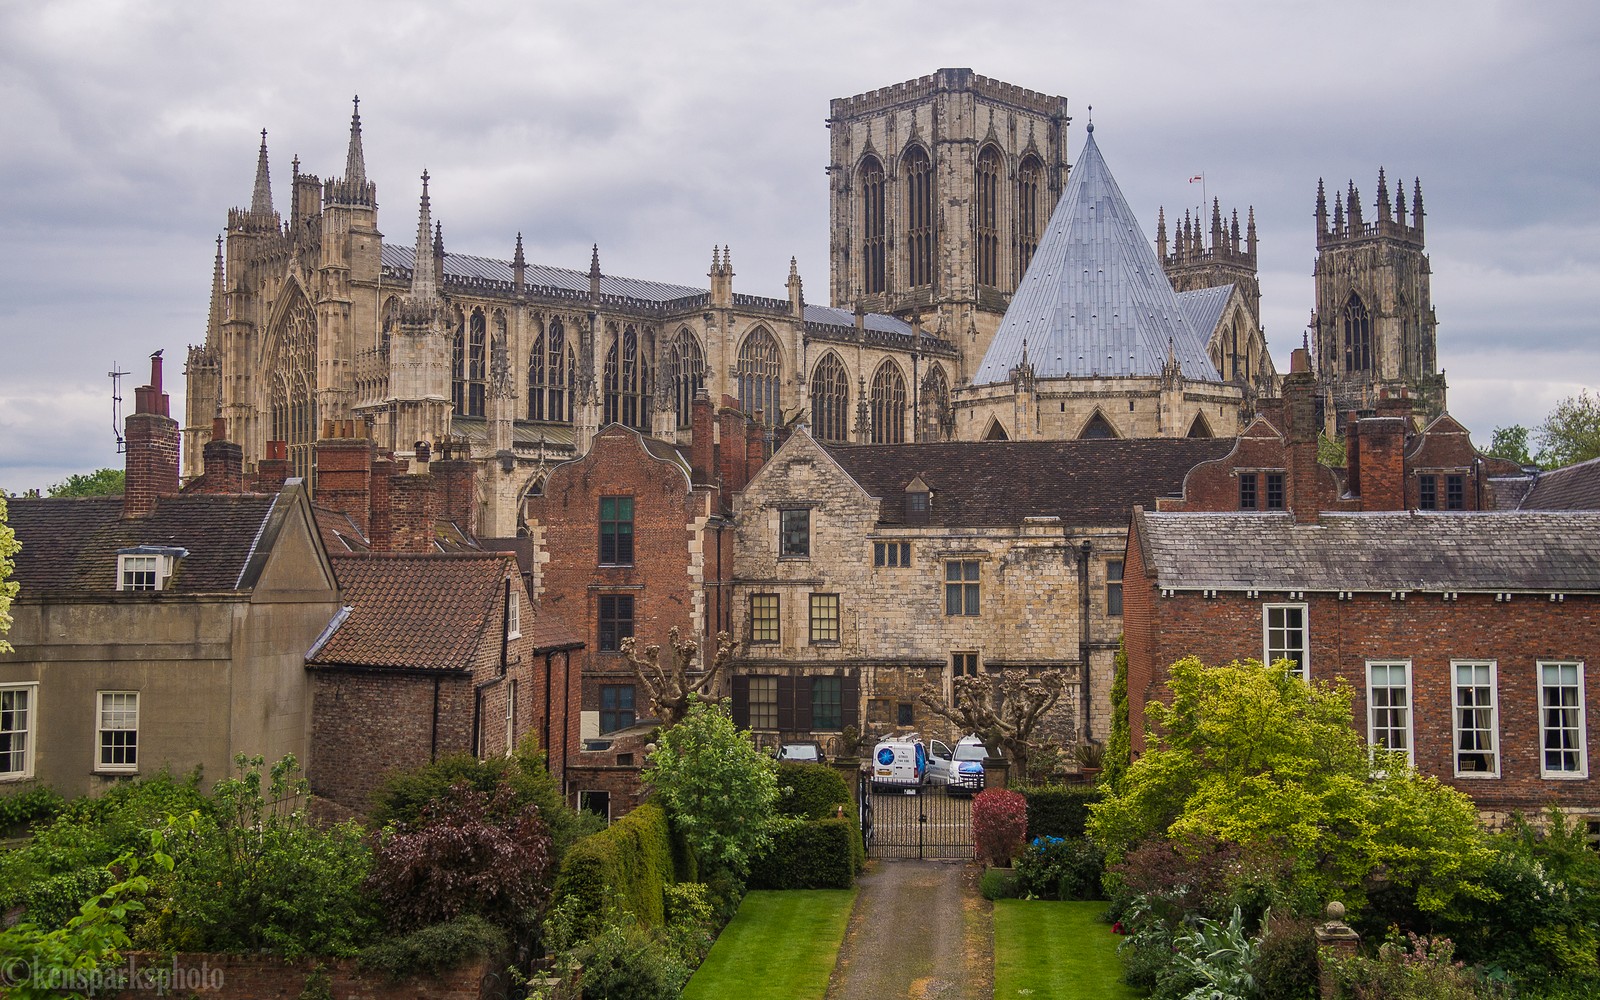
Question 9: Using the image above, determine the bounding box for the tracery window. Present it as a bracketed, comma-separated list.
[922, 364, 951, 440]
[466, 308, 487, 416]
[737, 327, 782, 422]
[451, 308, 466, 414]
[269, 292, 317, 481]
[604, 325, 651, 430]
[860, 156, 886, 295]
[380, 295, 400, 352]
[665, 328, 705, 429]
[528, 319, 573, 422]
[976, 145, 1001, 288]
[869, 359, 907, 444]
[904, 146, 934, 288]
[1017, 154, 1043, 280]
[1343, 292, 1372, 374]
[810, 352, 850, 442]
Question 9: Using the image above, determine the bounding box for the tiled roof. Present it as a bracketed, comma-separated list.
[1136, 509, 1600, 592]
[1518, 455, 1600, 511]
[448, 416, 577, 452]
[7, 494, 283, 594]
[823, 438, 1232, 526]
[973, 128, 1222, 386]
[312, 506, 370, 554]
[312, 553, 514, 671]
[528, 604, 584, 651]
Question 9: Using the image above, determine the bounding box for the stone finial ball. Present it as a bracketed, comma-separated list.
[1326, 901, 1346, 921]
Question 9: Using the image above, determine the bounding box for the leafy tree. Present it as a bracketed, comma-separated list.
[1535, 389, 1600, 468]
[0, 496, 18, 653]
[46, 469, 124, 498]
[368, 781, 554, 935]
[919, 668, 1066, 781]
[1317, 432, 1347, 467]
[1102, 640, 1132, 789]
[1483, 424, 1534, 466]
[641, 696, 778, 876]
[1088, 657, 1492, 916]
[619, 627, 738, 728]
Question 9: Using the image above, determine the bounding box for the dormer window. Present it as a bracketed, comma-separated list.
[905, 476, 932, 524]
[116, 546, 185, 592]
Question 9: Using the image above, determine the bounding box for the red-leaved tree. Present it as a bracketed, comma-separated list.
[368, 781, 553, 933]
[971, 787, 1028, 868]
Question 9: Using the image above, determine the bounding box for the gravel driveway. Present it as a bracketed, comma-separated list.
[826, 860, 993, 1000]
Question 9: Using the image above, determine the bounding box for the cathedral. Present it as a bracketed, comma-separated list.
[183, 68, 1444, 534]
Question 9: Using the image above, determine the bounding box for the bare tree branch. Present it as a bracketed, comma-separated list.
[919, 669, 1068, 781]
[620, 627, 739, 728]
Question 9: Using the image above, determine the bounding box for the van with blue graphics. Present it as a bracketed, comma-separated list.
[870, 735, 928, 792]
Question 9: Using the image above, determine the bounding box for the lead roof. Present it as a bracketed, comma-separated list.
[973, 128, 1222, 386]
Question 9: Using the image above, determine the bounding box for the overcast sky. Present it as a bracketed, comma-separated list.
[2, 0, 1596, 492]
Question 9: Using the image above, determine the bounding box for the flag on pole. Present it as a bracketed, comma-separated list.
[1188, 175, 1203, 183]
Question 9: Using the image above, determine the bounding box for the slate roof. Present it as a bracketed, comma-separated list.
[802, 304, 914, 335]
[1517, 455, 1600, 511]
[1174, 285, 1233, 340]
[382, 245, 704, 303]
[973, 126, 1222, 386]
[823, 438, 1233, 527]
[1135, 509, 1600, 592]
[311, 553, 514, 670]
[7, 493, 284, 594]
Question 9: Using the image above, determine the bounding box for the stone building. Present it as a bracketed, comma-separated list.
[728, 428, 1231, 766]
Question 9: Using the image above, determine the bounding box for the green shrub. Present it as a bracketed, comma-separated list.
[1328, 930, 1491, 1000]
[359, 915, 508, 980]
[1018, 785, 1102, 840]
[747, 817, 862, 889]
[980, 867, 1020, 901]
[1014, 835, 1105, 901]
[1250, 913, 1319, 1000]
[0, 785, 65, 835]
[550, 803, 676, 938]
[774, 762, 851, 820]
[568, 910, 690, 1000]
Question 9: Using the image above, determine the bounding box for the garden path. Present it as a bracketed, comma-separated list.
[824, 859, 993, 1000]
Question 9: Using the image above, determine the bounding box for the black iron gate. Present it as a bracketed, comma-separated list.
[858, 771, 974, 860]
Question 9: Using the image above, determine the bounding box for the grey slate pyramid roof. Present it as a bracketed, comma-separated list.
[973, 127, 1222, 386]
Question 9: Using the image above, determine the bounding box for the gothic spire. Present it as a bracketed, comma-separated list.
[1412, 177, 1425, 231]
[1376, 168, 1391, 223]
[206, 236, 225, 342]
[1315, 178, 1328, 234]
[1156, 207, 1168, 259]
[410, 171, 437, 297]
[513, 232, 526, 269]
[1246, 206, 1257, 259]
[251, 129, 273, 217]
[512, 232, 526, 290]
[1210, 197, 1223, 249]
[344, 96, 367, 191]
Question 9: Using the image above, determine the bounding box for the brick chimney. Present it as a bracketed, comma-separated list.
[1344, 415, 1362, 499]
[256, 440, 290, 494]
[690, 389, 714, 483]
[196, 416, 244, 493]
[1283, 348, 1320, 524]
[745, 411, 766, 485]
[314, 421, 375, 537]
[1355, 415, 1406, 511]
[717, 401, 748, 495]
[124, 351, 180, 518]
[432, 439, 478, 537]
[368, 453, 395, 549]
[387, 472, 439, 554]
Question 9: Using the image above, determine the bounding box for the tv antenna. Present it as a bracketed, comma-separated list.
[109, 363, 129, 454]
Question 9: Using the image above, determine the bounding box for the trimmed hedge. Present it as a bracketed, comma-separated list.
[1017, 785, 1103, 840]
[747, 817, 864, 889]
[774, 762, 852, 820]
[550, 803, 677, 935]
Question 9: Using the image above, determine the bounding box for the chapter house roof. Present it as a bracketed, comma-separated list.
[7, 493, 285, 593]
[973, 126, 1221, 386]
[311, 552, 514, 671]
[1135, 509, 1600, 593]
[823, 438, 1232, 527]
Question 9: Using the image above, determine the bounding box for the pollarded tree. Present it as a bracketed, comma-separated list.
[1088, 657, 1492, 916]
[919, 669, 1067, 782]
[641, 696, 777, 876]
[619, 627, 738, 728]
[0, 497, 19, 653]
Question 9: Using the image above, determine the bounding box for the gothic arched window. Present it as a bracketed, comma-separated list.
[870, 359, 907, 444]
[810, 352, 850, 442]
[666, 328, 705, 429]
[467, 308, 487, 416]
[269, 291, 318, 482]
[380, 296, 400, 352]
[1343, 293, 1372, 373]
[528, 319, 571, 422]
[860, 156, 886, 296]
[1017, 154, 1043, 280]
[451, 307, 466, 414]
[1080, 412, 1118, 439]
[922, 363, 951, 440]
[737, 327, 782, 422]
[604, 325, 651, 430]
[904, 145, 934, 288]
[976, 145, 1001, 288]
[1187, 413, 1213, 438]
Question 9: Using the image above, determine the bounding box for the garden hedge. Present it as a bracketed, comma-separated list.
[774, 762, 852, 820]
[551, 802, 677, 933]
[1018, 785, 1103, 840]
[747, 817, 864, 889]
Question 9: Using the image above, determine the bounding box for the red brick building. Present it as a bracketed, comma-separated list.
[1124, 353, 1600, 822]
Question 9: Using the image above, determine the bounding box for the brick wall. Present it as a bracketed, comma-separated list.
[1126, 583, 1600, 816]
[106, 951, 496, 1000]
[309, 669, 474, 811]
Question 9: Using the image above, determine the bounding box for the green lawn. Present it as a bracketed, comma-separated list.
[993, 899, 1142, 999]
[682, 889, 857, 1000]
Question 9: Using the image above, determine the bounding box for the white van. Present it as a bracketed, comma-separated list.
[870, 736, 928, 792]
